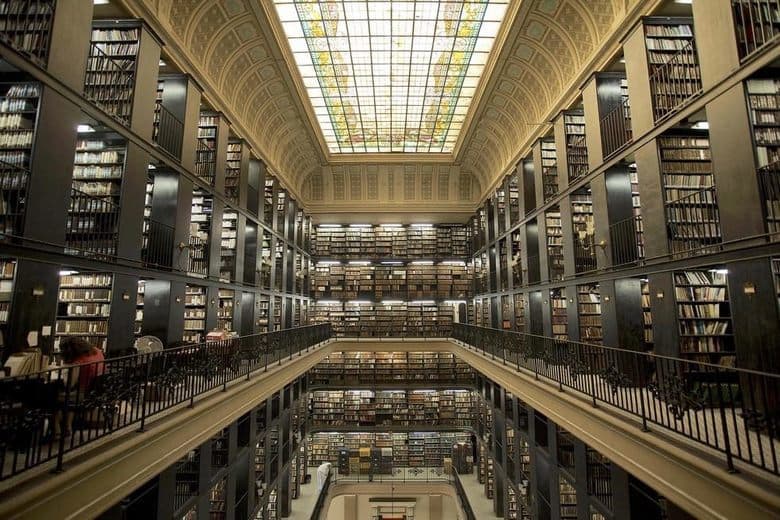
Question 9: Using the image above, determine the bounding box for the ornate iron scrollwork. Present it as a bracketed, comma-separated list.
[648, 373, 705, 421]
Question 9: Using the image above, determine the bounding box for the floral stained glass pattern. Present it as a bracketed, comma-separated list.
[273, 0, 509, 153]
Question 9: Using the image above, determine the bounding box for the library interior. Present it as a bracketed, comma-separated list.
[0, 0, 778, 519]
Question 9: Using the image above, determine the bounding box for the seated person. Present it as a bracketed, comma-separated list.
[53, 337, 105, 439]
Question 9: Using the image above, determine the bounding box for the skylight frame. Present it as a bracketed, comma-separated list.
[272, 0, 509, 154]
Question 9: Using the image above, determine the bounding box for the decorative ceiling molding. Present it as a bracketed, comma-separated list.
[122, 0, 654, 210]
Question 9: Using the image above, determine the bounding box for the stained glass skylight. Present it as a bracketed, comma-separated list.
[273, 0, 509, 153]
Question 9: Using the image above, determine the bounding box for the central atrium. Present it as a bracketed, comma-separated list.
[0, 0, 778, 519]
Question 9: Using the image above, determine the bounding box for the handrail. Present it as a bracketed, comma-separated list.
[450, 466, 477, 520]
[0, 158, 30, 239]
[0, 323, 332, 480]
[451, 323, 780, 476]
[733, 0, 780, 60]
[647, 39, 702, 122]
[153, 102, 184, 159]
[608, 215, 644, 266]
[83, 41, 135, 126]
[65, 186, 121, 259]
[309, 469, 332, 520]
[665, 186, 723, 257]
[600, 96, 632, 159]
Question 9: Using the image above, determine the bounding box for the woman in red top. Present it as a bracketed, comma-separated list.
[53, 337, 105, 439]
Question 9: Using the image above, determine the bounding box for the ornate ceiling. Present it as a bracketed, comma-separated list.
[125, 0, 645, 213]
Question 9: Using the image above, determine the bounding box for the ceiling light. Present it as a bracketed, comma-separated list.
[76, 124, 94, 133]
[349, 224, 371, 228]
[381, 224, 402, 228]
[319, 224, 342, 229]
[692, 121, 709, 130]
[59, 270, 78, 276]
[675, 0, 693, 4]
[411, 224, 434, 228]
[348, 261, 371, 265]
[93, 0, 110, 4]
[159, 59, 166, 67]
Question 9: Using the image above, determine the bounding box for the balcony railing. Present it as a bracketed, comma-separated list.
[141, 218, 175, 268]
[153, 101, 184, 159]
[65, 187, 120, 260]
[451, 467, 477, 520]
[309, 468, 331, 520]
[757, 160, 780, 238]
[648, 41, 703, 122]
[609, 215, 645, 266]
[452, 323, 780, 477]
[733, 0, 780, 60]
[84, 42, 135, 126]
[601, 98, 633, 159]
[573, 235, 598, 273]
[665, 187, 723, 257]
[0, 323, 331, 480]
[0, 159, 29, 240]
[0, 0, 55, 67]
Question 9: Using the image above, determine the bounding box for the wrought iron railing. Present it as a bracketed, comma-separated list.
[0, 0, 55, 67]
[648, 40, 703, 122]
[141, 218, 175, 268]
[328, 324, 454, 339]
[609, 215, 645, 266]
[0, 323, 332, 480]
[194, 138, 216, 185]
[665, 186, 723, 257]
[601, 98, 632, 159]
[573, 235, 598, 273]
[757, 160, 780, 238]
[65, 187, 120, 259]
[0, 158, 29, 239]
[153, 101, 184, 159]
[526, 254, 541, 285]
[332, 466, 452, 484]
[451, 323, 780, 476]
[308, 363, 475, 387]
[733, 0, 780, 60]
[84, 41, 135, 126]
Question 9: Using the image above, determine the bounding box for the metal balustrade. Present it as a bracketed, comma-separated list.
[573, 235, 598, 274]
[141, 218, 175, 268]
[648, 41, 703, 122]
[0, 0, 55, 67]
[451, 323, 780, 476]
[733, 0, 780, 60]
[186, 234, 209, 276]
[153, 102, 184, 159]
[665, 186, 723, 257]
[0, 323, 331, 480]
[309, 469, 331, 520]
[451, 467, 477, 520]
[601, 98, 632, 159]
[65, 187, 120, 260]
[609, 215, 645, 266]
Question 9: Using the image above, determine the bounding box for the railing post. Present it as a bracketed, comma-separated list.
[52, 367, 72, 474]
[138, 354, 153, 432]
[715, 368, 737, 473]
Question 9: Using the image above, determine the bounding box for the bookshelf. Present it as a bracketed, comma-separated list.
[565, 111, 588, 181]
[643, 18, 700, 122]
[220, 210, 237, 281]
[673, 269, 734, 364]
[0, 2, 54, 66]
[217, 289, 234, 331]
[541, 139, 558, 202]
[55, 271, 112, 352]
[514, 293, 526, 333]
[183, 284, 206, 343]
[189, 189, 211, 275]
[174, 450, 199, 513]
[195, 113, 218, 185]
[545, 207, 564, 281]
[774, 258, 780, 311]
[134, 279, 144, 337]
[84, 24, 140, 125]
[501, 294, 512, 329]
[641, 279, 654, 351]
[559, 475, 578, 520]
[0, 259, 14, 327]
[263, 177, 274, 227]
[0, 81, 38, 237]
[550, 289, 568, 340]
[225, 140, 241, 204]
[266, 488, 278, 520]
[658, 132, 722, 255]
[511, 230, 523, 287]
[209, 478, 226, 520]
[571, 187, 596, 273]
[629, 163, 646, 259]
[577, 283, 603, 344]
[746, 77, 780, 235]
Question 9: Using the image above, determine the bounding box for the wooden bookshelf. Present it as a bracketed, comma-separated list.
[746, 77, 780, 235]
[564, 111, 588, 181]
[550, 288, 568, 340]
[541, 139, 558, 202]
[0, 259, 15, 327]
[629, 163, 646, 259]
[55, 271, 113, 352]
[183, 284, 206, 343]
[511, 230, 523, 287]
[514, 293, 526, 333]
[643, 18, 700, 122]
[195, 113, 218, 185]
[545, 207, 564, 281]
[559, 475, 578, 520]
[658, 132, 722, 255]
[217, 288, 234, 332]
[571, 187, 596, 273]
[577, 283, 602, 344]
[0, 2, 55, 66]
[225, 140, 241, 204]
[189, 189, 212, 275]
[84, 24, 140, 125]
[641, 279, 654, 351]
[134, 279, 144, 337]
[219, 210, 237, 281]
[673, 269, 734, 364]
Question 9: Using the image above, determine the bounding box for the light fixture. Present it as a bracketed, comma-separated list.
[411, 300, 435, 305]
[382, 300, 404, 305]
[318, 224, 342, 229]
[76, 124, 94, 133]
[349, 224, 371, 228]
[410, 224, 433, 228]
[316, 300, 340, 305]
[743, 282, 756, 295]
[675, 0, 693, 4]
[147, 164, 156, 170]
[381, 224, 403, 228]
[93, 0, 110, 4]
[348, 300, 372, 305]
[444, 300, 467, 305]
[381, 261, 403, 265]
[410, 261, 434, 265]
[709, 268, 729, 275]
[348, 261, 371, 265]
[59, 270, 78, 276]
[158, 59, 167, 67]
[692, 121, 709, 130]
